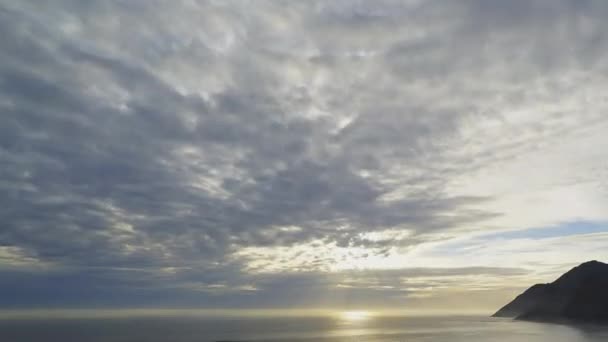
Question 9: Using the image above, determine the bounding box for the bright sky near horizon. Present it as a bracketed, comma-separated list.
[1, 0, 608, 312]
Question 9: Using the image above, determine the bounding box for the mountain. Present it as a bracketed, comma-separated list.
[493, 260, 608, 324]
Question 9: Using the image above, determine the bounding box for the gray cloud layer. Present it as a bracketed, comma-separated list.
[1, 0, 607, 309]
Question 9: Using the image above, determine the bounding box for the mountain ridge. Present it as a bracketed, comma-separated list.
[493, 260, 608, 324]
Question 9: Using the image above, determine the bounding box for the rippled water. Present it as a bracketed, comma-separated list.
[2, 315, 608, 342]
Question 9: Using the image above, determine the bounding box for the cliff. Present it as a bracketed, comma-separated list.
[493, 260, 608, 324]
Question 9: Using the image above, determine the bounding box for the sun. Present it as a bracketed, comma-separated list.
[340, 311, 372, 321]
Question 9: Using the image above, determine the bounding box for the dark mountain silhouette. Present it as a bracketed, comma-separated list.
[493, 260, 608, 324]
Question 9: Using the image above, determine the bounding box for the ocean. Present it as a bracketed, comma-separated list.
[1, 314, 607, 342]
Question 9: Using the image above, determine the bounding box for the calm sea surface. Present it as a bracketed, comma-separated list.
[1, 315, 608, 342]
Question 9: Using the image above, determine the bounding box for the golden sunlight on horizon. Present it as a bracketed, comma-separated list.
[339, 310, 373, 321]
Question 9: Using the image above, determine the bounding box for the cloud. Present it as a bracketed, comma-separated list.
[0, 0, 607, 310]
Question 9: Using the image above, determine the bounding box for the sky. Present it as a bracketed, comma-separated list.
[1, 0, 608, 314]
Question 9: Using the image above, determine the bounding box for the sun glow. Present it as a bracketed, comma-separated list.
[340, 311, 372, 321]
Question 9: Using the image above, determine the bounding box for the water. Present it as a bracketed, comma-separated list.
[1, 315, 608, 342]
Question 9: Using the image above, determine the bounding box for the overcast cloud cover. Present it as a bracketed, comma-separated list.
[1, 0, 608, 311]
